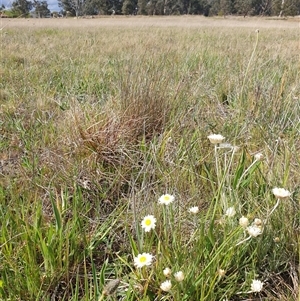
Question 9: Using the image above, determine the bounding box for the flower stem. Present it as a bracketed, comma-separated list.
[236, 159, 258, 189]
[241, 30, 259, 98]
[214, 145, 220, 187]
[265, 198, 280, 222]
[235, 235, 251, 247]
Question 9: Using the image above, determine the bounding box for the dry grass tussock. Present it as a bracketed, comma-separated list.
[77, 95, 170, 166]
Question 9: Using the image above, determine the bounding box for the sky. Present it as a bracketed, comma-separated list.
[1, 0, 60, 11]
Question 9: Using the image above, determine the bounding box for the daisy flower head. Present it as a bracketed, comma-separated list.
[134, 253, 153, 268]
[141, 215, 156, 232]
[250, 279, 264, 292]
[158, 194, 175, 206]
[189, 206, 199, 214]
[207, 134, 225, 144]
[160, 280, 172, 292]
[174, 271, 184, 282]
[253, 218, 262, 226]
[247, 225, 262, 237]
[163, 267, 172, 277]
[254, 153, 264, 161]
[217, 268, 226, 277]
[225, 207, 236, 217]
[272, 187, 291, 199]
[239, 216, 249, 228]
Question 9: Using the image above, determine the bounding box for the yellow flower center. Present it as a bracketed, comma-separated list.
[145, 219, 152, 226]
[164, 196, 170, 201]
[140, 256, 146, 263]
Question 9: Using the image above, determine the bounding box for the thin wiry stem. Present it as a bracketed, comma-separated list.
[241, 30, 259, 98]
[235, 235, 252, 247]
[265, 198, 280, 223]
[215, 145, 220, 187]
[236, 158, 259, 189]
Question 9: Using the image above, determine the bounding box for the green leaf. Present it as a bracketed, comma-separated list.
[50, 196, 62, 232]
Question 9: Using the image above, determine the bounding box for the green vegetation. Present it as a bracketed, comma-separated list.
[0, 19, 299, 300]
[1, 0, 50, 18]
[3, 0, 300, 17]
[56, 0, 300, 17]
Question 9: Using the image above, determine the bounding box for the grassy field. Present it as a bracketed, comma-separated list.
[0, 16, 299, 301]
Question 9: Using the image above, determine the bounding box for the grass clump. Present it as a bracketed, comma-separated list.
[0, 17, 299, 300]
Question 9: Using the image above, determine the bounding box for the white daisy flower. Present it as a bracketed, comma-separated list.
[254, 153, 264, 161]
[207, 134, 225, 144]
[163, 267, 172, 277]
[239, 216, 249, 228]
[253, 218, 262, 226]
[189, 206, 199, 214]
[247, 225, 262, 237]
[225, 207, 236, 217]
[174, 271, 184, 282]
[141, 215, 156, 232]
[217, 268, 226, 277]
[272, 187, 291, 199]
[134, 253, 153, 268]
[160, 280, 172, 292]
[158, 194, 175, 205]
[250, 279, 264, 292]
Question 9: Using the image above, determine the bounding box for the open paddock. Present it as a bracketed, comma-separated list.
[1, 15, 300, 29]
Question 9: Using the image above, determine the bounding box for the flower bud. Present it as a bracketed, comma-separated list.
[239, 216, 249, 228]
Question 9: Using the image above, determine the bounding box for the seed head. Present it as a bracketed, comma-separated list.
[102, 279, 120, 296]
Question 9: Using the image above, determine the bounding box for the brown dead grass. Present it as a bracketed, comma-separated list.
[1, 15, 299, 30]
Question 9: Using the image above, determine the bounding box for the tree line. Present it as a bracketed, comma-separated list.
[59, 0, 300, 17]
[1, 0, 50, 17]
[2, 0, 299, 17]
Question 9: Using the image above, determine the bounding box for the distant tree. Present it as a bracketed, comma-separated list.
[58, 0, 75, 15]
[251, 0, 272, 15]
[219, 0, 232, 15]
[122, 0, 136, 14]
[208, 0, 220, 15]
[84, 0, 113, 14]
[182, 0, 195, 14]
[201, 0, 211, 16]
[235, 0, 252, 16]
[60, 0, 300, 15]
[181, 0, 197, 14]
[272, 0, 299, 16]
[84, 0, 98, 14]
[162, 0, 171, 15]
[137, 0, 147, 14]
[107, 0, 123, 14]
[58, 0, 85, 16]
[12, 0, 33, 16]
[163, 0, 183, 14]
[171, 0, 183, 14]
[190, 0, 209, 14]
[0, 4, 5, 10]
[260, 0, 272, 15]
[146, 0, 156, 14]
[33, 0, 50, 17]
[250, 0, 261, 14]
